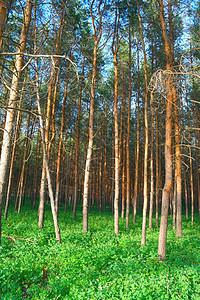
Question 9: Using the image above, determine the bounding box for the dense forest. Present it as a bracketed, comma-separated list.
[0, 0, 200, 296]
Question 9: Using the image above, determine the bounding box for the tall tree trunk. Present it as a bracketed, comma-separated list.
[55, 54, 70, 214]
[174, 95, 182, 236]
[133, 37, 140, 224]
[155, 113, 159, 226]
[103, 105, 108, 213]
[158, 0, 174, 260]
[32, 133, 41, 209]
[126, 20, 131, 229]
[0, 0, 33, 245]
[121, 65, 126, 219]
[4, 72, 26, 219]
[112, 3, 120, 235]
[189, 143, 194, 224]
[83, 0, 103, 232]
[38, 9, 64, 223]
[35, 59, 61, 243]
[73, 57, 85, 218]
[149, 92, 154, 229]
[137, 0, 149, 246]
[183, 163, 188, 219]
[0, 0, 8, 49]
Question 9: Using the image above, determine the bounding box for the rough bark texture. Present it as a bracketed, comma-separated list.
[158, 0, 173, 260]
[0, 0, 7, 49]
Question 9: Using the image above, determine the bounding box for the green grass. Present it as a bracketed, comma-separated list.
[0, 203, 200, 299]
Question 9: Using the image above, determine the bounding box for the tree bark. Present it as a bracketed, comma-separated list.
[158, 0, 174, 260]
[83, 0, 103, 232]
[125, 20, 131, 229]
[133, 37, 140, 224]
[73, 56, 85, 218]
[137, 0, 149, 246]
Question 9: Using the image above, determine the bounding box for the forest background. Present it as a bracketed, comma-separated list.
[0, 0, 200, 298]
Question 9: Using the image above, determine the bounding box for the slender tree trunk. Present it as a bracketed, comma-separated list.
[112, 3, 120, 234]
[83, 0, 103, 231]
[149, 92, 154, 229]
[38, 9, 64, 222]
[73, 57, 85, 218]
[113, 51, 119, 235]
[0, 0, 8, 49]
[55, 56, 70, 214]
[183, 163, 188, 219]
[126, 20, 131, 229]
[82, 39, 97, 231]
[155, 113, 159, 226]
[174, 94, 182, 236]
[103, 105, 108, 213]
[35, 59, 61, 242]
[4, 73, 26, 219]
[133, 37, 140, 224]
[32, 133, 41, 209]
[121, 66, 126, 219]
[189, 143, 194, 224]
[137, 0, 149, 246]
[158, 0, 174, 260]
[0, 0, 33, 244]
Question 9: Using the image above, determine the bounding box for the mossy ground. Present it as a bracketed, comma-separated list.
[0, 202, 200, 299]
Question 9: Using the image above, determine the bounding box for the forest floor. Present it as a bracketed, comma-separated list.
[0, 202, 200, 299]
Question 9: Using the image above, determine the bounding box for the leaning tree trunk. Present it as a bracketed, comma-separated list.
[0, 0, 32, 245]
[38, 9, 64, 223]
[35, 59, 61, 243]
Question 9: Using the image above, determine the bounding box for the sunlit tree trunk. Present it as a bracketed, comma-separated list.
[149, 92, 154, 229]
[83, 0, 103, 232]
[112, 2, 120, 235]
[158, 0, 173, 260]
[126, 20, 131, 229]
[0, 0, 33, 244]
[133, 37, 140, 224]
[4, 72, 26, 219]
[0, 0, 8, 49]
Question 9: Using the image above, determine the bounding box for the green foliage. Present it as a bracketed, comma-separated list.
[0, 205, 200, 299]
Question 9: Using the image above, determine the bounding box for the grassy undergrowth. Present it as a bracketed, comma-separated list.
[0, 203, 200, 299]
